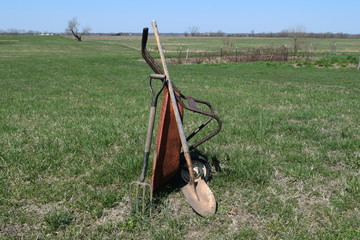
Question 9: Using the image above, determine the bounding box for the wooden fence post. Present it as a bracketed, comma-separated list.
[235, 46, 238, 62]
[358, 56, 360, 71]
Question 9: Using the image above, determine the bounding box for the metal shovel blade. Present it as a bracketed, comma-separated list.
[181, 180, 216, 217]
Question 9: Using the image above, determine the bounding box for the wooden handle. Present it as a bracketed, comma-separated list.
[151, 20, 195, 185]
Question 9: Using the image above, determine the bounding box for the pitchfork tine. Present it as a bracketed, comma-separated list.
[142, 186, 146, 214]
[135, 185, 139, 213]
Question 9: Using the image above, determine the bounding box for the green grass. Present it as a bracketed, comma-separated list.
[1, 35, 359, 239]
[44, 209, 75, 231]
[117, 35, 360, 53]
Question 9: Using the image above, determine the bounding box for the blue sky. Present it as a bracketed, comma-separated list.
[1, 0, 359, 34]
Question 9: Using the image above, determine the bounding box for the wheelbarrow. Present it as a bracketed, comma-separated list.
[130, 21, 222, 217]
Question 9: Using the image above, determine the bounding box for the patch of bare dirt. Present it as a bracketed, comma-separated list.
[94, 200, 129, 225]
[1, 222, 34, 239]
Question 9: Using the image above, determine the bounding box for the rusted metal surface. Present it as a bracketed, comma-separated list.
[151, 87, 183, 190]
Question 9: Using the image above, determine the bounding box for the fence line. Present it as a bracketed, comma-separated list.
[171, 45, 295, 64]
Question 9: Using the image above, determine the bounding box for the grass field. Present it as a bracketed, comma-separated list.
[1, 35, 359, 239]
[90, 35, 360, 53]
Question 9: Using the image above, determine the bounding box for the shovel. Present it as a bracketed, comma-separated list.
[152, 20, 216, 216]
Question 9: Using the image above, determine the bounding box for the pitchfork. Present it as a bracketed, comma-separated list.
[129, 73, 166, 216]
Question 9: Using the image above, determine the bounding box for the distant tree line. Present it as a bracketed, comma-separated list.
[183, 25, 360, 39]
[184, 30, 360, 39]
[227, 31, 360, 39]
[0, 29, 44, 35]
[184, 26, 226, 37]
[1, 26, 359, 39]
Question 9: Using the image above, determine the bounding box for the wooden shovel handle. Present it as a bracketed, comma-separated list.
[151, 20, 195, 185]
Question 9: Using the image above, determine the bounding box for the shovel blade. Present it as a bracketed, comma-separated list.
[181, 179, 216, 217]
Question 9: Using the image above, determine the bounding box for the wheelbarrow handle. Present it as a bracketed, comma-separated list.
[142, 28, 149, 52]
[149, 74, 166, 107]
[141, 27, 165, 75]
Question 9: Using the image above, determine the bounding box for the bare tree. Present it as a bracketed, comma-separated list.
[188, 26, 199, 37]
[216, 30, 225, 37]
[65, 17, 91, 41]
[287, 25, 306, 54]
[223, 37, 233, 47]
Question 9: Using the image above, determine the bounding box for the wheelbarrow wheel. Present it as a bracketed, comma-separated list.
[176, 154, 212, 186]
